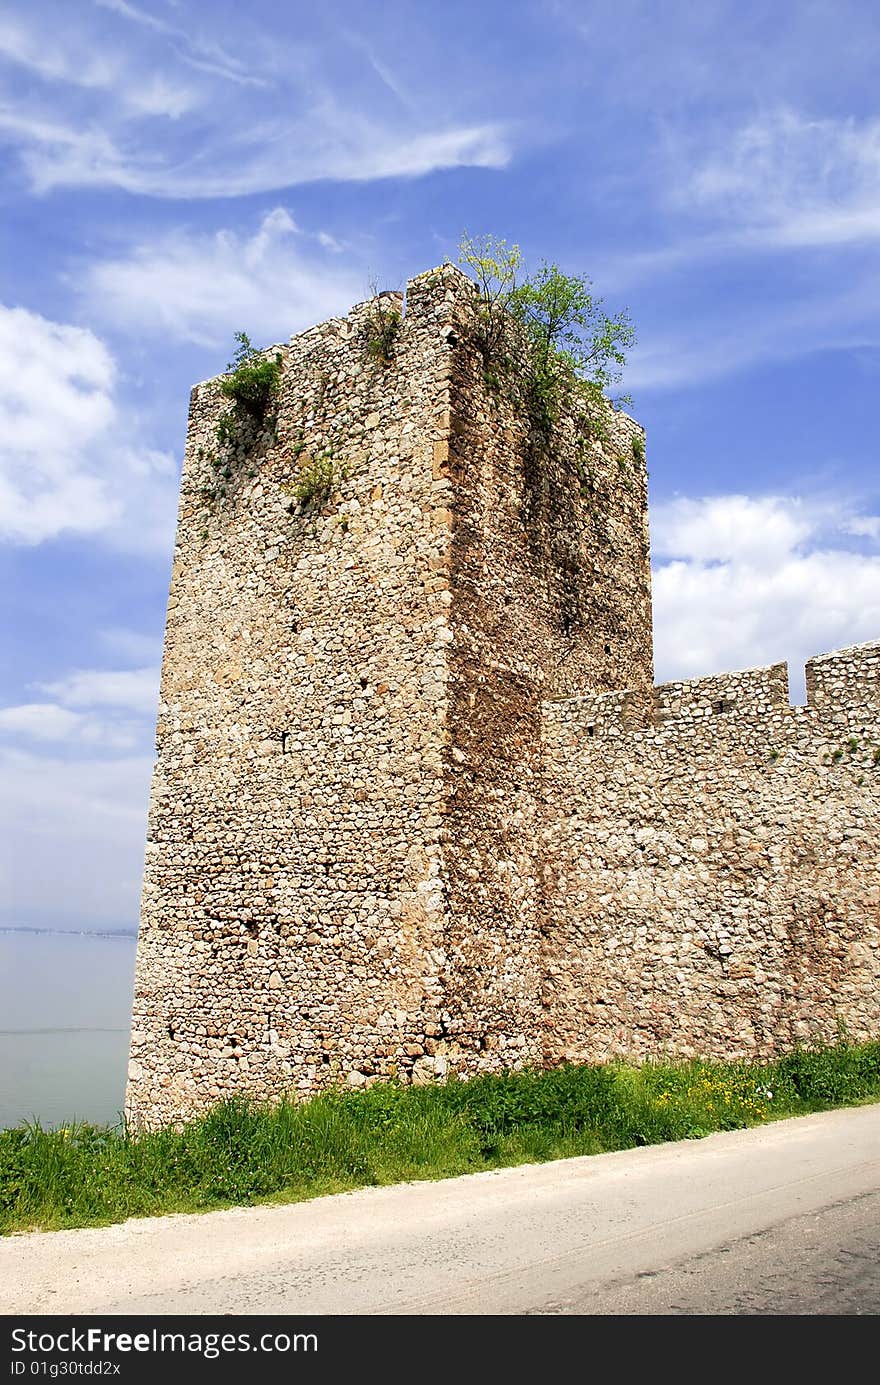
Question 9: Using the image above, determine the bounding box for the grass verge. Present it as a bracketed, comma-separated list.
[2, 1041, 880, 1235]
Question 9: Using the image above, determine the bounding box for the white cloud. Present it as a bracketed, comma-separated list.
[0, 661, 160, 755]
[7, 109, 510, 198]
[98, 627, 164, 665]
[0, 746, 153, 928]
[38, 666, 160, 717]
[0, 647, 162, 925]
[652, 495, 814, 569]
[0, 305, 119, 543]
[85, 206, 365, 346]
[651, 494, 880, 695]
[0, 306, 115, 446]
[0, 8, 511, 199]
[681, 109, 880, 251]
[0, 704, 85, 742]
[0, 703, 142, 751]
[0, 303, 178, 551]
[0, 14, 198, 118]
[843, 515, 880, 540]
[94, 0, 266, 89]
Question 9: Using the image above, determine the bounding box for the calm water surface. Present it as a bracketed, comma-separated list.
[0, 931, 136, 1130]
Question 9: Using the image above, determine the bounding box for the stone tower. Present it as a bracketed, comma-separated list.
[126, 264, 652, 1124]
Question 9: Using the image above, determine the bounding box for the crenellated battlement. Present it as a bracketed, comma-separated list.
[805, 639, 880, 715]
[543, 641, 880, 755]
[653, 662, 790, 720]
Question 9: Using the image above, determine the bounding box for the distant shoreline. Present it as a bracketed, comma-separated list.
[0, 926, 137, 940]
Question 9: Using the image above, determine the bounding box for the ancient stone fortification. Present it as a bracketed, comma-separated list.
[127, 263, 880, 1126]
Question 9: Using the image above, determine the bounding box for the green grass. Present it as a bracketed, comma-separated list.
[3, 1041, 880, 1236]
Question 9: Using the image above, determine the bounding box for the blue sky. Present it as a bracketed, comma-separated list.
[2, 0, 880, 929]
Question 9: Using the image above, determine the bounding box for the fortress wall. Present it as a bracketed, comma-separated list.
[127, 266, 470, 1124]
[806, 641, 880, 717]
[540, 645, 880, 1065]
[128, 263, 880, 1126]
[654, 663, 790, 719]
[433, 290, 654, 1071]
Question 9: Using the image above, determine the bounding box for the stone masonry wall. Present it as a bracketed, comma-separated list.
[436, 278, 653, 1072]
[128, 263, 654, 1123]
[128, 261, 880, 1127]
[541, 643, 880, 1062]
[128, 269, 467, 1124]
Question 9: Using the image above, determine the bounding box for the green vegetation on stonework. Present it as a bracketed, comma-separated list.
[280, 446, 345, 512]
[214, 331, 282, 454]
[364, 286, 401, 366]
[2, 1042, 879, 1235]
[457, 233, 635, 439]
[220, 331, 281, 419]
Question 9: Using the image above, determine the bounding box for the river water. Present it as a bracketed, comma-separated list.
[0, 930, 136, 1130]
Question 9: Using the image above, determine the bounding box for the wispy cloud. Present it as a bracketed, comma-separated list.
[95, 0, 170, 36]
[844, 515, 880, 541]
[98, 627, 164, 665]
[83, 206, 365, 346]
[94, 0, 266, 88]
[5, 108, 510, 198]
[38, 666, 160, 718]
[0, 638, 163, 928]
[337, 26, 418, 114]
[0, 15, 118, 90]
[595, 107, 880, 313]
[0, 12, 198, 117]
[681, 109, 880, 250]
[0, 7, 513, 198]
[0, 642, 158, 928]
[0, 704, 89, 743]
[595, 109, 880, 395]
[622, 108, 880, 286]
[0, 703, 144, 751]
[625, 268, 880, 391]
[0, 658, 159, 758]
